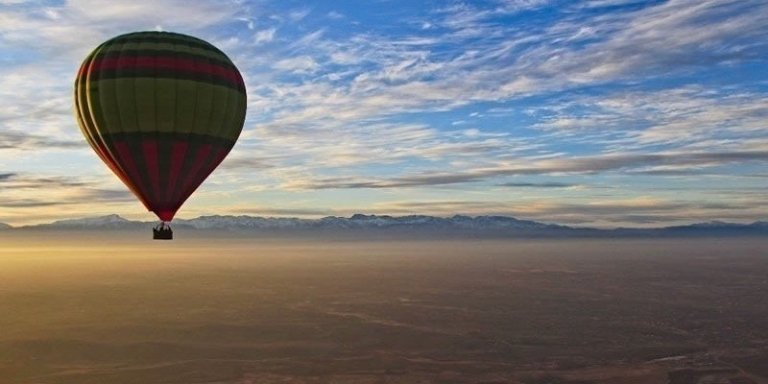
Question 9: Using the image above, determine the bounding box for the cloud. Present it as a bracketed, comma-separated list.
[0, 1, 241, 62]
[370, 196, 766, 227]
[273, 56, 319, 73]
[0, 172, 135, 217]
[0, 130, 84, 150]
[289, 29, 326, 50]
[431, 1, 768, 99]
[254, 27, 276, 44]
[217, 0, 768, 201]
[581, 0, 647, 8]
[549, 1, 768, 82]
[327, 11, 343, 19]
[498, 182, 577, 188]
[78, 188, 135, 202]
[0, 174, 89, 189]
[0, 199, 61, 208]
[288, 8, 311, 21]
[533, 86, 768, 134]
[225, 207, 336, 216]
[235, 0, 768, 162]
[0, 2, 248, 154]
[0, 172, 16, 181]
[284, 150, 768, 189]
[219, 155, 278, 170]
[1, 1, 767, 227]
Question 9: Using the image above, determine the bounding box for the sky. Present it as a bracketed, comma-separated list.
[1, 0, 767, 228]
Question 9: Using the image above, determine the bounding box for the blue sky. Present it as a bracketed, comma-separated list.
[1, 0, 767, 227]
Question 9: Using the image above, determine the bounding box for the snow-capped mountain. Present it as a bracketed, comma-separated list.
[15, 214, 768, 237]
[173, 214, 569, 232]
[641, 220, 768, 235]
[21, 213, 569, 232]
[32, 214, 144, 230]
[174, 215, 306, 230]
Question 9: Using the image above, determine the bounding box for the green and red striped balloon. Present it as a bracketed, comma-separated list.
[74, 31, 247, 222]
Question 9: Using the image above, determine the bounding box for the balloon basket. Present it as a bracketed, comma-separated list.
[153, 222, 173, 240]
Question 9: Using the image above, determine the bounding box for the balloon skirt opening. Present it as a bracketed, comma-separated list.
[155, 210, 176, 222]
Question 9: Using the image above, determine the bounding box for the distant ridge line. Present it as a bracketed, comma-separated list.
[2, 214, 767, 237]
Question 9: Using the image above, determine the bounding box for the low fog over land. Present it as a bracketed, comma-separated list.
[1, 233, 767, 383]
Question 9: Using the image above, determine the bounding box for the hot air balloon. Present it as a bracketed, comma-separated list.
[74, 31, 247, 239]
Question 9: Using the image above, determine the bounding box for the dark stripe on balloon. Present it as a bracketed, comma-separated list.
[87, 68, 244, 93]
[89, 135, 146, 207]
[128, 133, 158, 206]
[110, 33, 224, 53]
[178, 145, 228, 215]
[178, 144, 228, 212]
[82, 57, 244, 91]
[110, 133, 233, 218]
[157, 134, 173, 208]
[167, 141, 188, 204]
[94, 49, 237, 70]
[105, 135, 233, 222]
[177, 144, 212, 206]
[88, 56, 242, 83]
[113, 141, 153, 209]
[102, 131, 235, 147]
[142, 140, 161, 202]
[168, 139, 201, 214]
[188, 146, 223, 200]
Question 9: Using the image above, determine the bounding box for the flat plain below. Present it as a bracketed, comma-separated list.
[0, 232, 767, 383]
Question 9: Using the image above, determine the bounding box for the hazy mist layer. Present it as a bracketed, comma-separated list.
[1, 234, 767, 383]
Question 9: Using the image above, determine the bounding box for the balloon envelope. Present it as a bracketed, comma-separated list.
[74, 31, 246, 222]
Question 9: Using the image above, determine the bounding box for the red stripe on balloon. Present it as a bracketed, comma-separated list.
[94, 140, 142, 201]
[188, 146, 226, 203]
[142, 140, 161, 203]
[90, 139, 122, 178]
[178, 144, 212, 203]
[82, 56, 243, 87]
[167, 141, 189, 204]
[114, 141, 150, 208]
[204, 146, 228, 179]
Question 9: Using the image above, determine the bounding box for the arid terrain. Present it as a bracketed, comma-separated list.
[0, 232, 766, 383]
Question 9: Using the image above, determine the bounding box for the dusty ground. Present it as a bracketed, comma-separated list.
[0, 232, 766, 383]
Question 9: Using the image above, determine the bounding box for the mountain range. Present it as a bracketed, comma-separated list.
[1, 214, 767, 238]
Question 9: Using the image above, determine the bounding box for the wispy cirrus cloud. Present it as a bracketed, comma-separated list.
[253, 27, 276, 44]
[0, 174, 130, 226]
[0, 171, 137, 223]
[0, 173, 88, 188]
[0, 0, 240, 62]
[0, 130, 83, 150]
[0, 172, 16, 181]
[371, 196, 767, 227]
[498, 182, 578, 188]
[1, 0, 767, 226]
[283, 150, 768, 190]
[234, 0, 768, 171]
